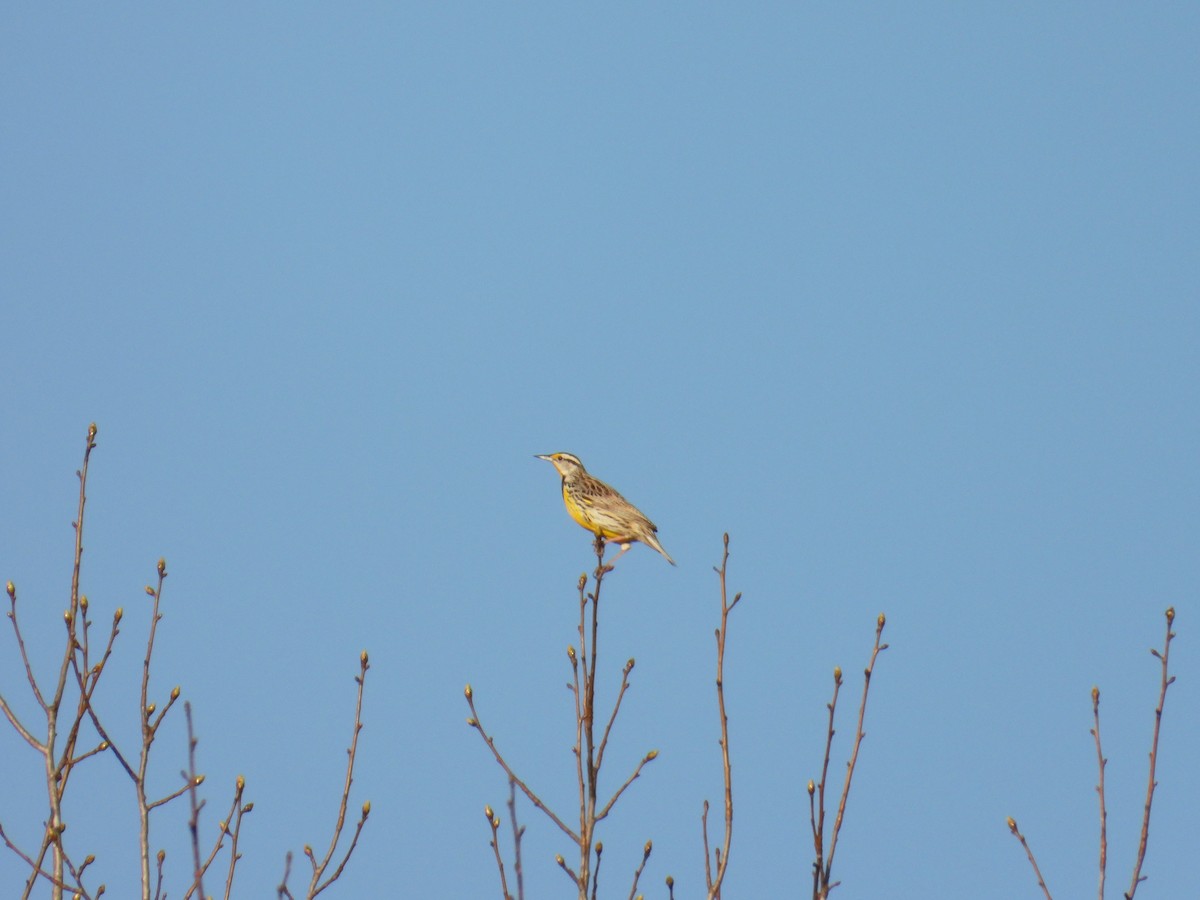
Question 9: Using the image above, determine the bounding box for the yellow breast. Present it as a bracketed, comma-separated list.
[562, 481, 598, 533]
[561, 480, 632, 540]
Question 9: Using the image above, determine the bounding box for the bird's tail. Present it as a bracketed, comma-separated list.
[643, 531, 676, 566]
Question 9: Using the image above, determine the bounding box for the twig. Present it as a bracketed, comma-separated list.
[1008, 817, 1053, 900]
[825, 614, 888, 880]
[0, 584, 46, 747]
[80, 609, 136, 783]
[811, 665, 840, 895]
[556, 852, 580, 885]
[469, 532, 654, 900]
[4, 580, 49, 714]
[180, 778, 250, 900]
[45, 424, 98, 896]
[484, 803, 511, 900]
[591, 841, 602, 900]
[277, 851, 295, 900]
[1125, 607, 1176, 900]
[0, 820, 90, 899]
[137, 560, 174, 895]
[812, 613, 888, 899]
[627, 840, 652, 900]
[302, 651, 372, 899]
[595, 658, 635, 772]
[705, 533, 740, 900]
[184, 702, 207, 900]
[507, 778, 525, 900]
[154, 849, 166, 900]
[221, 777, 252, 900]
[1091, 686, 1107, 900]
[578, 535, 608, 897]
[465, 686, 580, 843]
[597, 749, 658, 820]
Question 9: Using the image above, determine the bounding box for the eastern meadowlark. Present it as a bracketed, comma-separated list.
[535, 452, 676, 566]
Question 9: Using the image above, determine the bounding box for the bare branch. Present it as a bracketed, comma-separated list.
[466, 685, 580, 844]
[184, 702, 207, 900]
[221, 778, 252, 900]
[507, 778, 525, 900]
[1091, 686, 1107, 900]
[627, 840, 652, 900]
[811, 613, 888, 899]
[1125, 607, 1176, 900]
[591, 841, 602, 900]
[484, 803, 512, 900]
[1008, 817, 1053, 900]
[180, 778, 248, 900]
[277, 850, 296, 900]
[303, 651, 372, 898]
[825, 614, 888, 880]
[5, 581, 49, 713]
[154, 849, 166, 900]
[705, 532, 740, 900]
[596, 749, 658, 821]
[595, 657, 635, 772]
[0, 819, 90, 900]
[0, 689, 43, 751]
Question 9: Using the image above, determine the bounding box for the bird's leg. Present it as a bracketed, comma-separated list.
[593, 533, 613, 574]
[604, 541, 633, 568]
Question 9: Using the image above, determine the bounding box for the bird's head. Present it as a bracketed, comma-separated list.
[535, 452, 586, 478]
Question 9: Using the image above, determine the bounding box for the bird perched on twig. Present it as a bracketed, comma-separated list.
[535, 452, 675, 566]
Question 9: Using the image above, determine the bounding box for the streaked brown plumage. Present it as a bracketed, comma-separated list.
[535, 452, 675, 566]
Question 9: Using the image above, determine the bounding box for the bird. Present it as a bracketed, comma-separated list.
[535, 452, 675, 566]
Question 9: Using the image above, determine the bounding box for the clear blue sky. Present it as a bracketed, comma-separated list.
[2, 5, 1197, 898]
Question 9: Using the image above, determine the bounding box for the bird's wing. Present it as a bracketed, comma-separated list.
[579, 479, 656, 532]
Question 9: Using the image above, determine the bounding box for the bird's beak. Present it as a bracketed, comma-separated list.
[534, 454, 552, 461]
